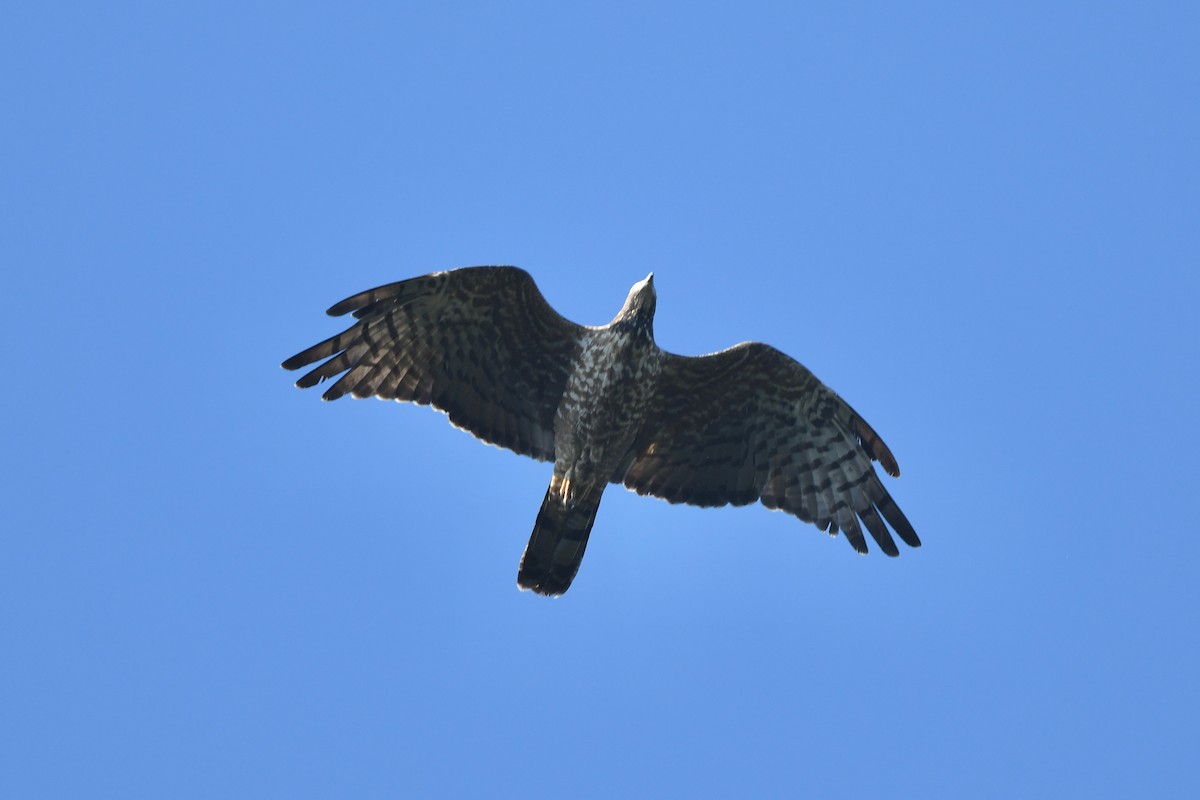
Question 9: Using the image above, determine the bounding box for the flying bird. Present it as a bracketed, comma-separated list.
[282, 266, 919, 596]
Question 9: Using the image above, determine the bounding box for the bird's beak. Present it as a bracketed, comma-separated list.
[645, 272, 654, 285]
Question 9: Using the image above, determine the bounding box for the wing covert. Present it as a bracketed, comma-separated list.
[282, 266, 585, 462]
[619, 342, 919, 555]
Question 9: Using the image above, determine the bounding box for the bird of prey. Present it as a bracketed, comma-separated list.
[282, 266, 919, 596]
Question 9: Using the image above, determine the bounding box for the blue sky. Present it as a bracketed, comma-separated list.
[3, 2, 1197, 797]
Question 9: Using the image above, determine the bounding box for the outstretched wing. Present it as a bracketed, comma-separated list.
[619, 342, 919, 555]
[282, 266, 585, 462]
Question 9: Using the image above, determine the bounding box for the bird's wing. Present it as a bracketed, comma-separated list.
[282, 266, 585, 462]
[618, 342, 919, 555]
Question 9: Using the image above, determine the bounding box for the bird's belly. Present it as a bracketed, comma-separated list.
[553, 341, 658, 488]
[555, 394, 640, 486]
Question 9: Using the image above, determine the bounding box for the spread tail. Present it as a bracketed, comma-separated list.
[518, 481, 603, 596]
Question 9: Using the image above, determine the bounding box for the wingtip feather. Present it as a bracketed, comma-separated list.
[852, 416, 900, 477]
[294, 371, 324, 389]
[281, 354, 307, 371]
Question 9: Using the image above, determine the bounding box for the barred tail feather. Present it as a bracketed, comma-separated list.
[518, 483, 603, 596]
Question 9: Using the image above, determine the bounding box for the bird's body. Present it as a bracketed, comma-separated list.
[557, 278, 660, 491]
[283, 266, 918, 595]
[521, 276, 661, 593]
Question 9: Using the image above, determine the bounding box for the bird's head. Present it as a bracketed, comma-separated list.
[623, 272, 656, 314]
[613, 273, 656, 336]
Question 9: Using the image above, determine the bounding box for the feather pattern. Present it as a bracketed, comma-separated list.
[283, 267, 584, 462]
[284, 267, 919, 595]
[618, 342, 919, 555]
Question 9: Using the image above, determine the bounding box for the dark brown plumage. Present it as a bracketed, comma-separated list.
[283, 266, 919, 595]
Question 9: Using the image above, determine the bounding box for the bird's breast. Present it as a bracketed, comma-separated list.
[553, 332, 662, 484]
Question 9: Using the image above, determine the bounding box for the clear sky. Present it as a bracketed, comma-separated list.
[3, 2, 1197, 797]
